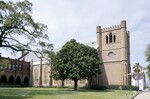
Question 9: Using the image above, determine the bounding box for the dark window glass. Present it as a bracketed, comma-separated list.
[106, 36, 108, 44]
[109, 33, 112, 43]
[19, 65, 22, 71]
[11, 64, 13, 70]
[114, 35, 116, 42]
[16, 64, 18, 70]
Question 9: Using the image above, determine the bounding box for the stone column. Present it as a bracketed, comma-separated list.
[29, 59, 33, 86]
[39, 57, 43, 86]
[96, 26, 102, 85]
[120, 20, 129, 85]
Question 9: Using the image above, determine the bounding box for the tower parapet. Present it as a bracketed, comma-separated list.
[96, 26, 101, 49]
[96, 26, 101, 33]
[121, 20, 126, 28]
[102, 25, 120, 32]
[101, 20, 127, 32]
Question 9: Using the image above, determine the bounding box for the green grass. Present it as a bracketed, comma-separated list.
[0, 88, 135, 99]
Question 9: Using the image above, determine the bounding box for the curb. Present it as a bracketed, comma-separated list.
[129, 91, 141, 99]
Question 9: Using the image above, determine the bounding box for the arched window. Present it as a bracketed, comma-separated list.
[34, 68, 39, 84]
[109, 33, 112, 43]
[9, 75, 14, 83]
[106, 36, 108, 44]
[44, 67, 48, 84]
[16, 76, 21, 84]
[24, 77, 29, 85]
[0, 75, 7, 83]
[107, 52, 115, 57]
[113, 35, 116, 42]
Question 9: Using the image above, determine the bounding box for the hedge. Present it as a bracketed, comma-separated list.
[108, 85, 139, 90]
[90, 85, 107, 90]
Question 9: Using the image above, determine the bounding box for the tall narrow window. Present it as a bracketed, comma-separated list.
[113, 35, 116, 42]
[109, 33, 112, 43]
[106, 36, 108, 44]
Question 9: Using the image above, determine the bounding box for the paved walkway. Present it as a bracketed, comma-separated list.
[134, 91, 150, 99]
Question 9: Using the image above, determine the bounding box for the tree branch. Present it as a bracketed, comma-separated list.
[1, 44, 40, 53]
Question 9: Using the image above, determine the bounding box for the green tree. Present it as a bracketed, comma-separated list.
[0, 0, 49, 52]
[53, 39, 101, 90]
[0, 58, 10, 75]
[145, 44, 150, 79]
[0, 0, 51, 79]
[38, 41, 54, 86]
[146, 64, 150, 80]
[133, 63, 142, 88]
[52, 51, 68, 87]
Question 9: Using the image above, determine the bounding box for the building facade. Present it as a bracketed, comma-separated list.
[21, 52, 88, 87]
[95, 20, 131, 86]
[0, 55, 30, 86]
[0, 20, 131, 87]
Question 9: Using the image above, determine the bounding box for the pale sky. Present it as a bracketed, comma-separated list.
[1, 0, 150, 67]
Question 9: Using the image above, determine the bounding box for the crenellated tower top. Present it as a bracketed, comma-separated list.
[96, 20, 127, 32]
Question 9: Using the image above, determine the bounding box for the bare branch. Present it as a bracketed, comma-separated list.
[1, 44, 40, 53]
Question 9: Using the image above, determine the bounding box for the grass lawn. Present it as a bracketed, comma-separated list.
[0, 88, 135, 99]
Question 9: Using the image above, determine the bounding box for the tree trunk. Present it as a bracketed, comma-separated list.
[88, 78, 92, 87]
[61, 79, 64, 87]
[74, 79, 78, 90]
[137, 72, 139, 90]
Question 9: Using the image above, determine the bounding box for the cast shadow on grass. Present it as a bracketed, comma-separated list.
[0, 87, 115, 99]
[59, 88, 115, 93]
[0, 95, 32, 99]
[0, 88, 76, 98]
[0, 89, 46, 99]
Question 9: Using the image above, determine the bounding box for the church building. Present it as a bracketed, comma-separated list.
[95, 20, 131, 86]
[0, 20, 131, 87]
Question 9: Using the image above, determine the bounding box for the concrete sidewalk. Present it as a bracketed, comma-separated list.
[134, 91, 150, 99]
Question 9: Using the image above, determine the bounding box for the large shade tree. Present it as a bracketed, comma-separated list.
[53, 39, 101, 90]
[0, 0, 52, 78]
[52, 50, 69, 87]
[0, 0, 49, 52]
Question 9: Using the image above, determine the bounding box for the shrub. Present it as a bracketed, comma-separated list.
[90, 85, 107, 90]
[108, 85, 139, 90]
[122, 85, 138, 90]
[108, 85, 120, 90]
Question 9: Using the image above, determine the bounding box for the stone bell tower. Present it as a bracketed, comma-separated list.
[96, 20, 131, 86]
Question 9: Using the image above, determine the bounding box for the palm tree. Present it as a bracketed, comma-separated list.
[146, 64, 150, 80]
[133, 63, 142, 88]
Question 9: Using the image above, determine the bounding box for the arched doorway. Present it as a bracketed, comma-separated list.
[9, 75, 14, 84]
[0, 75, 7, 83]
[16, 76, 21, 84]
[24, 77, 29, 85]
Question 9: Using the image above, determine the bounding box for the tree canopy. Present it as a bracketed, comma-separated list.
[53, 39, 101, 90]
[146, 64, 150, 80]
[145, 44, 150, 79]
[133, 63, 142, 73]
[132, 63, 142, 89]
[0, 58, 10, 75]
[0, 0, 49, 52]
